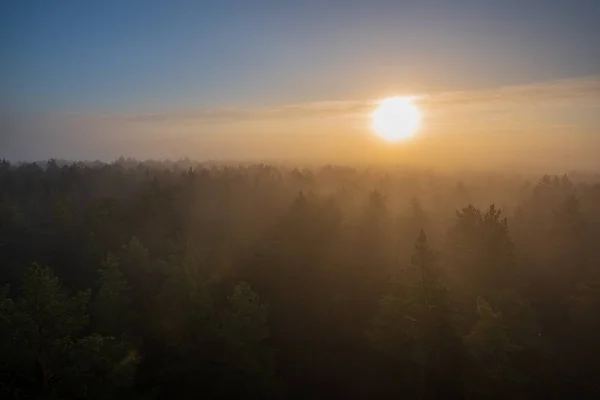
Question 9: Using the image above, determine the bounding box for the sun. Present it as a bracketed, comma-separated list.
[371, 96, 421, 141]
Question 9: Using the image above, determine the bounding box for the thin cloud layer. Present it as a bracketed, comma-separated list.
[1, 75, 599, 163]
[68, 75, 600, 125]
[422, 75, 600, 108]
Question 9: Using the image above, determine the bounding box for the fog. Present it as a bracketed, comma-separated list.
[1, 158, 600, 398]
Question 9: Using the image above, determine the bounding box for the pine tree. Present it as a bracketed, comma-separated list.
[370, 230, 463, 397]
[465, 297, 517, 397]
[158, 252, 276, 398]
[218, 282, 276, 397]
[0, 264, 138, 399]
[92, 253, 132, 336]
[450, 204, 515, 299]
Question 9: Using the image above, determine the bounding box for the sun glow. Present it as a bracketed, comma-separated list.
[371, 96, 421, 141]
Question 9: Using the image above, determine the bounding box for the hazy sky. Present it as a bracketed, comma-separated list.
[2, 0, 599, 168]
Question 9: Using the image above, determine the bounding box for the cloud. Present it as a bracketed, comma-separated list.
[58, 100, 373, 125]
[421, 75, 600, 108]
[2, 75, 599, 161]
[53, 75, 598, 125]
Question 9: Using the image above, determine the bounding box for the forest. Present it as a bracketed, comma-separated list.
[1, 158, 599, 399]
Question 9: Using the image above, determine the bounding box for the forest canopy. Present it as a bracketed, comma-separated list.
[1, 158, 600, 399]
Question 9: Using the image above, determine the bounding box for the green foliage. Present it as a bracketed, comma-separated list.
[466, 298, 512, 366]
[1, 163, 600, 398]
[13, 264, 90, 355]
[0, 264, 137, 398]
[217, 282, 276, 397]
[92, 253, 133, 335]
[157, 256, 276, 398]
[220, 282, 270, 349]
[121, 237, 151, 272]
[370, 231, 463, 397]
[64, 334, 140, 399]
[157, 254, 217, 344]
[370, 230, 443, 359]
[465, 297, 517, 394]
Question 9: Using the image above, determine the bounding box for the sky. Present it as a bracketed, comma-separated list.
[2, 0, 600, 169]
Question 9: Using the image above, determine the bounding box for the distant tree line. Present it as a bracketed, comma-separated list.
[1, 159, 600, 399]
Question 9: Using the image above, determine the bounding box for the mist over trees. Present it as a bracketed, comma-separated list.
[1, 158, 600, 399]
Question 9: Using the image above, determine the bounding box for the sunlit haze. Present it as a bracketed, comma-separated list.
[3, 2, 600, 398]
[2, 1, 599, 171]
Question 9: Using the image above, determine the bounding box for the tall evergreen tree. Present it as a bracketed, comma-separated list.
[370, 230, 463, 398]
[465, 297, 516, 397]
[0, 264, 138, 399]
[92, 253, 133, 336]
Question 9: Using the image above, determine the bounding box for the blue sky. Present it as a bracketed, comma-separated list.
[3, 0, 599, 112]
